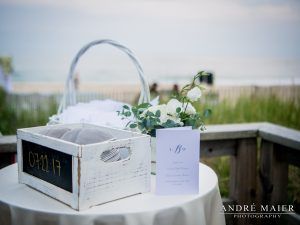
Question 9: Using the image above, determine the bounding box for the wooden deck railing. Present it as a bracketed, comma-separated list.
[201, 123, 300, 225]
[0, 122, 299, 225]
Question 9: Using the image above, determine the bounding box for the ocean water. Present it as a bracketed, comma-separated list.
[12, 70, 300, 86]
[11, 58, 300, 86]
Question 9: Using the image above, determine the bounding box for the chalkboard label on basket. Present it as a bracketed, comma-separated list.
[22, 140, 73, 193]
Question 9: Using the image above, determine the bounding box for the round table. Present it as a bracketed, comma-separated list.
[0, 163, 225, 225]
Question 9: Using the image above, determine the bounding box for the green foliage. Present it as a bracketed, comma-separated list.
[118, 103, 165, 136]
[0, 88, 17, 134]
[288, 165, 300, 205]
[0, 91, 57, 135]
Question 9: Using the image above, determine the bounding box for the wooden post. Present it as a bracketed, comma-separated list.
[259, 140, 273, 205]
[259, 140, 288, 205]
[230, 138, 257, 204]
[230, 138, 257, 225]
[271, 144, 288, 205]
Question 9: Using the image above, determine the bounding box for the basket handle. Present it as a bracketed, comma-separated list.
[57, 39, 151, 115]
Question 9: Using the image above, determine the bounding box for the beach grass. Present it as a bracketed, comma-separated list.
[201, 94, 300, 130]
[0, 88, 57, 134]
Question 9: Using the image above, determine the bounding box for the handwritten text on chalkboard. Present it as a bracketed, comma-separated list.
[22, 140, 73, 192]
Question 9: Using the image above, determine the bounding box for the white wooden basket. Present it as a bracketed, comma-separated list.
[17, 123, 151, 210]
[48, 39, 151, 125]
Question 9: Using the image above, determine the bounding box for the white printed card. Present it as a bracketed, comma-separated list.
[156, 127, 200, 195]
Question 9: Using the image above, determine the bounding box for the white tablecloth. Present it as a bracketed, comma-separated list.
[0, 163, 225, 225]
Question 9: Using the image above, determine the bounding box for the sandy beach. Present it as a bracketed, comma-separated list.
[12, 82, 178, 94]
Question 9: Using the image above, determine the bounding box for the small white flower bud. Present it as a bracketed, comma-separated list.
[187, 87, 202, 102]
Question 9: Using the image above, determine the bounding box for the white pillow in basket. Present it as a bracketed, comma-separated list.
[39, 127, 129, 162]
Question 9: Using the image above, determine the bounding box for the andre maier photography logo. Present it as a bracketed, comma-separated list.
[222, 204, 295, 219]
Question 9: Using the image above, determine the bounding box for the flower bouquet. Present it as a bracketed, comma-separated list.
[118, 71, 211, 136]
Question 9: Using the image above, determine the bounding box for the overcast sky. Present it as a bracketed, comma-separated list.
[0, 0, 300, 84]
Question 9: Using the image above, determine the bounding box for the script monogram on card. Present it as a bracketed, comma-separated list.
[169, 144, 186, 154]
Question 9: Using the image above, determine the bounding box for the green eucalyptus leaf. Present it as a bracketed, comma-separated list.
[163, 119, 178, 128]
[138, 103, 152, 109]
[155, 110, 161, 117]
[146, 118, 151, 128]
[132, 107, 138, 114]
[125, 121, 131, 127]
[146, 111, 155, 117]
[129, 123, 137, 128]
[138, 107, 147, 113]
[124, 111, 132, 117]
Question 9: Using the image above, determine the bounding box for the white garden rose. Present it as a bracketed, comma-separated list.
[183, 103, 196, 115]
[144, 103, 182, 125]
[166, 99, 182, 116]
[160, 114, 182, 125]
[146, 104, 167, 114]
[187, 87, 202, 102]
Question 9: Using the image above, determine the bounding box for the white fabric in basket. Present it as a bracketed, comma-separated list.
[53, 99, 131, 129]
[59, 128, 115, 145]
[40, 127, 115, 145]
[39, 127, 129, 162]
